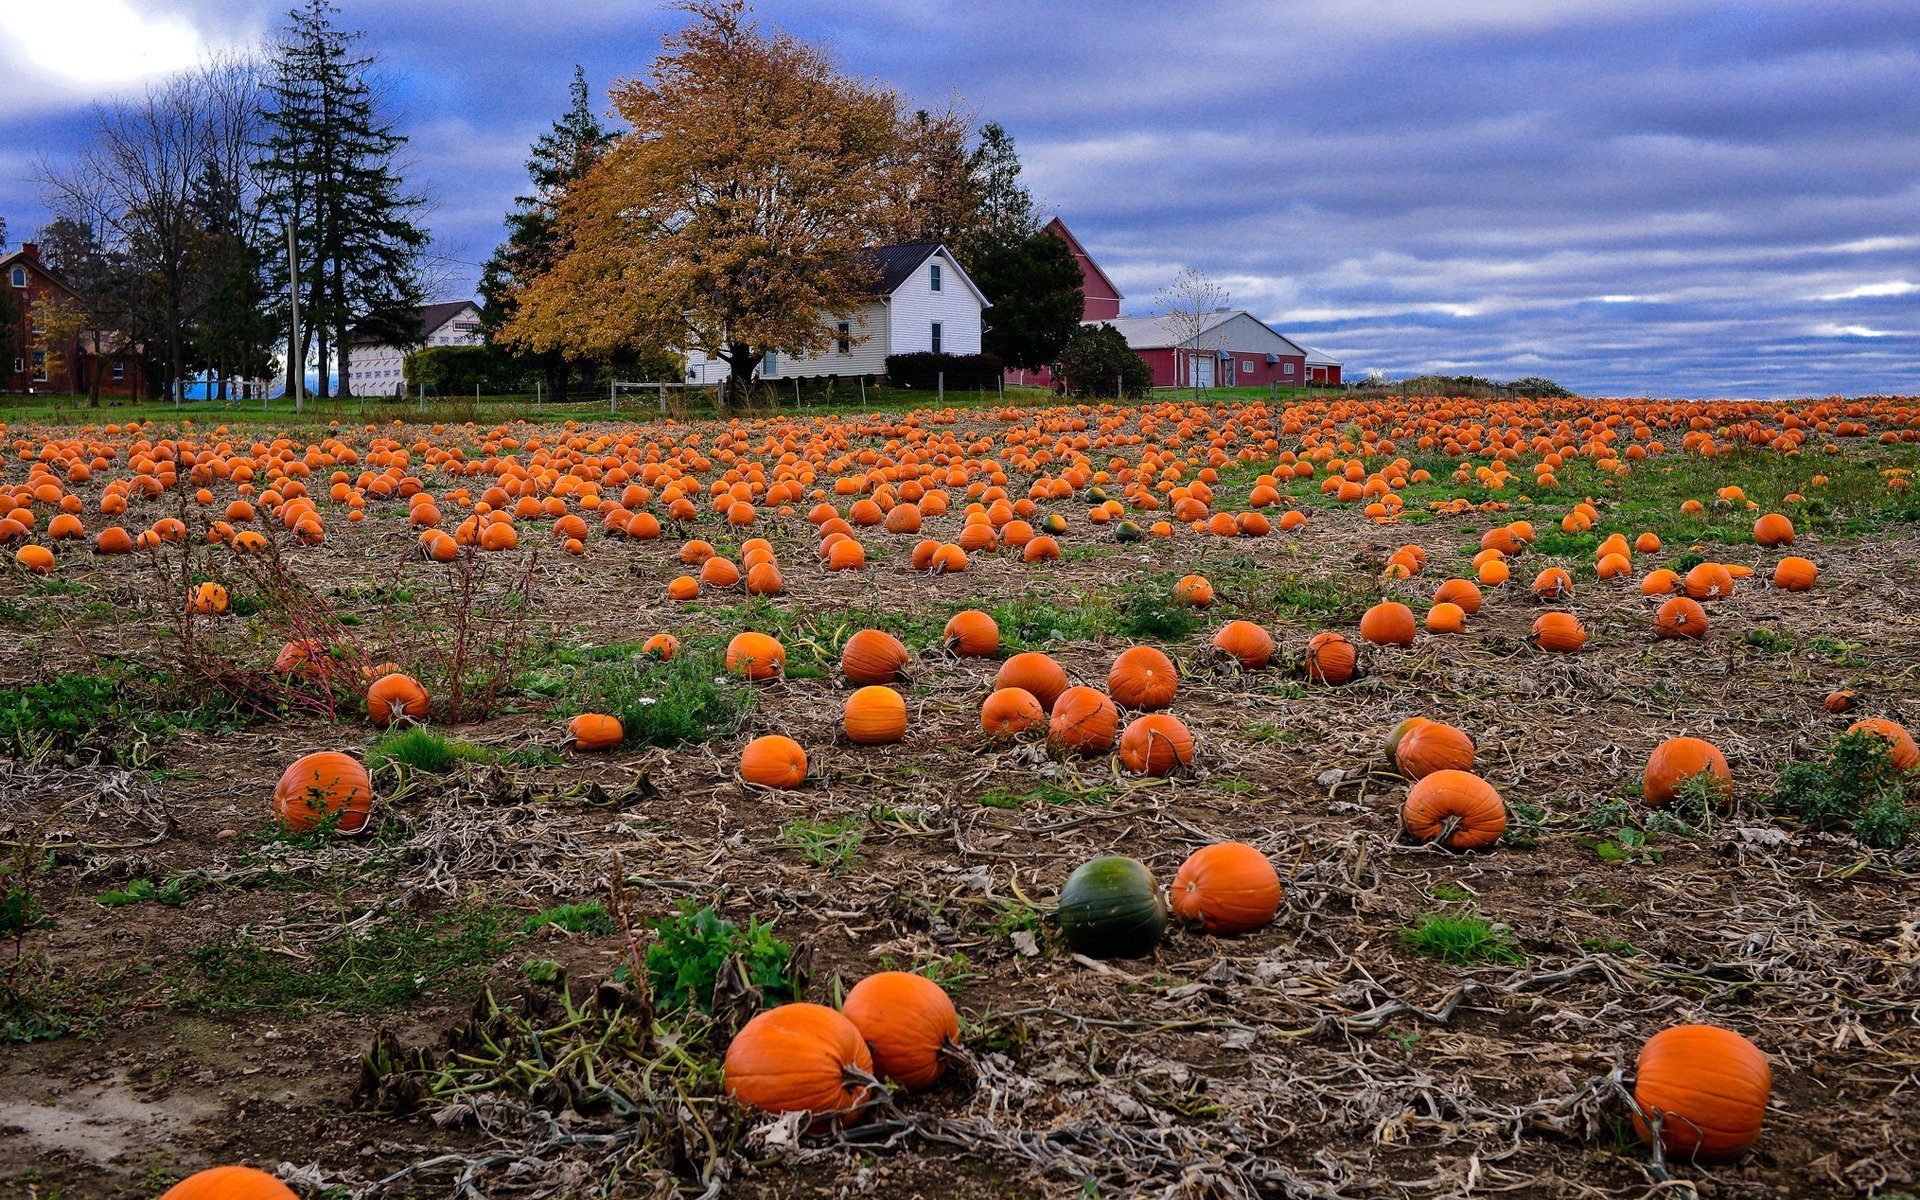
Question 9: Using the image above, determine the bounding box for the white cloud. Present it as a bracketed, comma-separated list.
[1811, 280, 1919, 300]
[1811, 323, 1900, 338]
[0, 0, 204, 86]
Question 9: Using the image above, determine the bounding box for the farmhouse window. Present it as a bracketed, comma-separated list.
[31, 351, 47, 381]
[1284, 361, 1295, 374]
[9, 267, 23, 287]
[837, 321, 850, 354]
[930, 263, 941, 292]
[930, 322, 942, 354]
[112, 362, 125, 381]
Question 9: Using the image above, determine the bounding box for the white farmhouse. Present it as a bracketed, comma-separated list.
[346, 300, 484, 398]
[684, 243, 986, 385]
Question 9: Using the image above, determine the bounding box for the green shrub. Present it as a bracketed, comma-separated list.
[367, 726, 458, 774]
[1400, 913, 1524, 965]
[1116, 578, 1201, 641]
[644, 903, 795, 1013]
[570, 650, 753, 748]
[1774, 730, 1915, 847]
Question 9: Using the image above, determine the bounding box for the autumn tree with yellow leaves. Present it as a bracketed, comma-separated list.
[502, 0, 973, 406]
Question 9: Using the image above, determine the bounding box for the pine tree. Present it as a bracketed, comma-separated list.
[479, 66, 614, 402]
[258, 0, 426, 399]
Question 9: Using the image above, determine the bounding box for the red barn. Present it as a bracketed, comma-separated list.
[1102, 309, 1311, 389]
[1004, 217, 1126, 388]
[2, 244, 144, 397]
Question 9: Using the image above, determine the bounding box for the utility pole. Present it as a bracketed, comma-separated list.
[287, 220, 305, 414]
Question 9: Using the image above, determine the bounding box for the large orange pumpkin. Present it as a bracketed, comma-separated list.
[1654, 595, 1709, 639]
[1304, 631, 1356, 684]
[1169, 842, 1280, 935]
[1048, 686, 1118, 755]
[943, 609, 999, 656]
[1771, 556, 1817, 591]
[841, 629, 910, 685]
[1119, 714, 1194, 776]
[1210, 620, 1274, 668]
[159, 1166, 298, 1200]
[724, 1003, 874, 1120]
[840, 971, 958, 1091]
[1752, 513, 1794, 546]
[1358, 601, 1416, 647]
[1643, 736, 1732, 806]
[1394, 720, 1475, 780]
[567, 713, 624, 751]
[726, 632, 786, 681]
[1633, 1024, 1771, 1161]
[1530, 611, 1587, 653]
[1847, 717, 1920, 770]
[1402, 770, 1506, 849]
[844, 685, 908, 745]
[1432, 578, 1483, 614]
[740, 735, 808, 788]
[274, 751, 373, 834]
[1108, 645, 1178, 710]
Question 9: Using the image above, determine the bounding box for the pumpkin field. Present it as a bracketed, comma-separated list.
[3, 394, 1919, 1200]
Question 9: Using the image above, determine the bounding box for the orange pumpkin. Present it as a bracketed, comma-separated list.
[1684, 562, 1734, 600]
[365, 673, 430, 728]
[842, 629, 910, 685]
[1654, 595, 1709, 639]
[740, 735, 808, 788]
[567, 713, 623, 751]
[643, 632, 679, 660]
[1771, 556, 1817, 591]
[1304, 631, 1356, 684]
[1359, 601, 1416, 647]
[1425, 601, 1466, 633]
[1643, 736, 1732, 805]
[1847, 717, 1920, 770]
[274, 751, 373, 834]
[1169, 842, 1281, 935]
[943, 609, 999, 656]
[1530, 611, 1587, 653]
[1210, 620, 1274, 668]
[1823, 689, 1854, 714]
[1752, 513, 1794, 546]
[159, 1166, 298, 1200]
[726, 632, 786, 681]
[844, 685, 908, 745]
[995, 652, 1069, 710]
[1402, 770, 1506, 849]
[1108, 645, 1178, 710]
[1633, 1025, 1771, 1161]
[1048, 685, 1119, 755]
[1432, 578, 1483, 614]
[1394, 720, 1475, 780]
[724, 1003, 874, 1120]
[840, 971, 958, 1091]
[14, 544, 54, 574]
[980, 686, 1046, 736]
[1173, 574, 1214, 607]
[1119, 713, 1194, 776]
[1531, 567, 1573, 599]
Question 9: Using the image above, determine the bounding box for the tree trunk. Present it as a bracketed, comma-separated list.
[332, 256, 351, 398]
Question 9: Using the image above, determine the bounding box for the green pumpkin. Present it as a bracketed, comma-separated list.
[1115, 520, 1144, 543]
[1042, 513, 1069, 536]
[1087, 486, 1109, 505]
[1057, 855, 1165, 959]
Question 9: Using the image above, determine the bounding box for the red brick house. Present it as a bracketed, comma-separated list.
[2, 243, 144, 397]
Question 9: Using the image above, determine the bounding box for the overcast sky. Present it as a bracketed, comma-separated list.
[2, 0, 1915, 397]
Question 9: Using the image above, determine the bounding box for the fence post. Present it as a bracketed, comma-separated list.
[794, 376, 801, 408]
[658, 382, 667, 414]
[610, 379, 616, 415]
[938, 371, 944, 405]
[860, 376, 866, 406]
[1117, 374, 1122, 400]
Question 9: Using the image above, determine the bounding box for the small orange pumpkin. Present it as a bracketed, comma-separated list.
[365, 673, 430, 728]
[1108, 645, 1178, 710]
[1530, 611, 1587, 653]
[1210, 620, 1274, 668]
[943, 609, 999, 656]
[995, 652, 1069, 711]
[1048, 685, 1119, 755]
[1654, 595, 1709, 639]
[1358, 601, 1416, 647]
[1394, 720, 1475, 780]
[841, 629, 910, 685]
[1771, 556, 1817, 591]
[1304, 631, 1356, 684]
[844, 685, 908, 745]
[726, 632, 786, 681]
[981, 686, 1046, 736]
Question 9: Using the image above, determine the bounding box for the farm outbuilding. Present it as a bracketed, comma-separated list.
[1100, 310, 1313, 390]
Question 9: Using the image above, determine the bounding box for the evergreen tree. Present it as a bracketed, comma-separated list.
[479, 66, 615, 402]
[970, 229, 1083, 371]
[1058, 323, 1153, 398]
[962, 122, 1039, 256]
[258, 0, 426, 399]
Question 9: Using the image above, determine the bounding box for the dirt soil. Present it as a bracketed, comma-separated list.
[2, 405, 1917, 1200]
